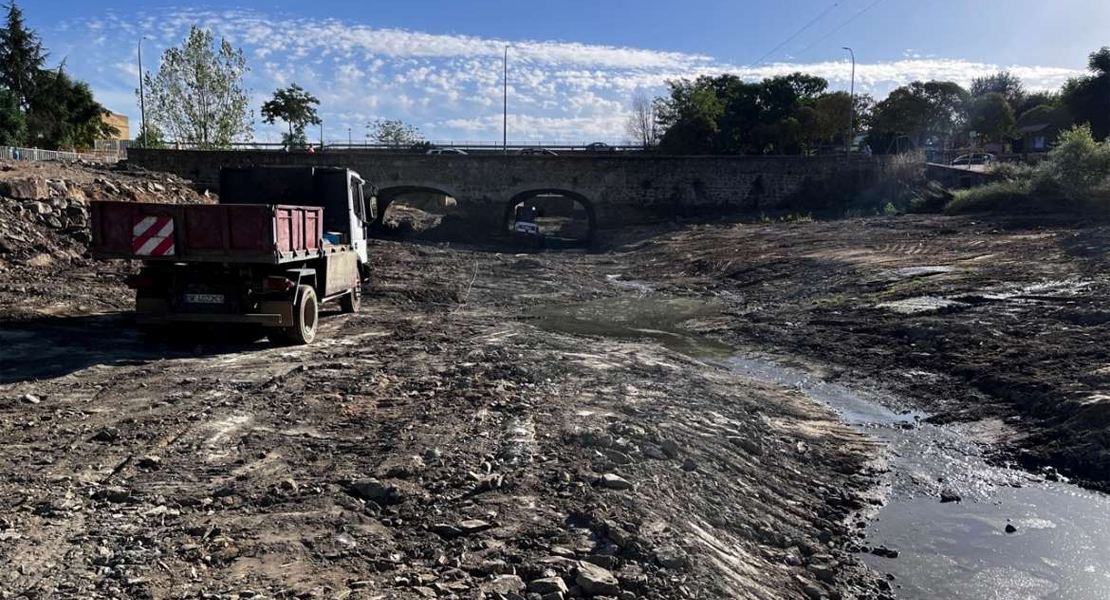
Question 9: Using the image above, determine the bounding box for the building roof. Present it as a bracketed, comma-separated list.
[1016, 123, 1050, 135]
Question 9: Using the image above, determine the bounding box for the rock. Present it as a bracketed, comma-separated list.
[681, 458, 698, 472]
[939, 488, 961, 503]
[803, 583, 824, 599]
[597, 474, 633, 490]
[641, 443, 667, 460]
[618, 592, 636, 600]
[136, 455, 162, 470]
[528, 577, 568, 595]
[809, 563, 835, 584]
[29, 201, 52, 215]
[91, 428, 120, 443]
[1, 178, 49, 201]
[348, 478, 402, 505]
[654, 547, 686, 569]
[1005, 523, 1017, 534]
[21, 394, 40, 404]
[478, 559, 515, 575]
[95, 486, 131, 503]
[583, 555, 618, 570]
[870, 546, 899, 559]
[728, 436, 764, 455]
[47, 180, 68, 195]
[480, 575, 526, 594]
[541, 593, 565, 600]
[575, 561, 620, 596]
[660, 439, 681, 458]
[431, 524, 462, 539]
[458, 519, 492, 534]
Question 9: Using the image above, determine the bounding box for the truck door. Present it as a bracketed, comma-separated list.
[349, 175, 369, 265]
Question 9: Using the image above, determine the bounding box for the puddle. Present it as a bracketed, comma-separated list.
[530, 288, 1110, 600]
[877, 296, 970, 314]
[877, 278, 1093, 315]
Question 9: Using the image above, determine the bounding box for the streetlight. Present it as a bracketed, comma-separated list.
[502, 45, 509, 155]
[137, 36, 148, 147]
[843, 47, 855, 156]
[347, 127, 352, 147]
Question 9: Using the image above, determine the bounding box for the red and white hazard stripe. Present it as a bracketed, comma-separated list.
[132, 214, 176, 256]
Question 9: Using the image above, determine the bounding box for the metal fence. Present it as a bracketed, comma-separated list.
[1, 145, 121, 163]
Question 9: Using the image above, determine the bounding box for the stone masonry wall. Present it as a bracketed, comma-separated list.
[127, 149, 883, 229]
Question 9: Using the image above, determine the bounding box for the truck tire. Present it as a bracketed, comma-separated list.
[274, 285, 318, 345]
[340, 285, 361, 313]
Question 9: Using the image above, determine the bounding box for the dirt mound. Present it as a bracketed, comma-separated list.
[0, 160, 213, 319]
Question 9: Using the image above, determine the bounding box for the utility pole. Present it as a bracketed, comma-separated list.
[503, 45, 509, 155]
[843, 47, 855, 156]
[138, 36, 148, 147]
[319, 122, 324, 149]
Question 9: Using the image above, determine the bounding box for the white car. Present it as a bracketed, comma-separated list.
[426, 148, 468, 155]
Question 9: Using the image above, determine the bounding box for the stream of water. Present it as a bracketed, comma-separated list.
[529, 291, 1110, 599]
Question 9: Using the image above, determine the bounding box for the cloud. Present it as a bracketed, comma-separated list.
[48, 8, 1084, 143]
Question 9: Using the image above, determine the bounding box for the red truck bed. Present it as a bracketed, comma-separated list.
[90, 201, 326, 263]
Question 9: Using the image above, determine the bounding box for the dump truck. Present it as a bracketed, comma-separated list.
[90, 166, 377, 344]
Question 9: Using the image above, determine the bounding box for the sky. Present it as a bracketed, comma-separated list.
[25, 0, 1110, 144]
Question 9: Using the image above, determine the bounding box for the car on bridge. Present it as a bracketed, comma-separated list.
[518, 148, 559, 156]
[426, 147, 468, 156]
[586, 142, 616, 153]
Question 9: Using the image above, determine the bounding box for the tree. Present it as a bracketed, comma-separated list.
[870, 81, 968, 148]
[657, 84, 723, 154]
[625, 92, 658, 148]
[367, 119, 423, 147]
[970, 71, 1025, 111]
[0, 87, 24, 144]
[654, 72, 828, 155]
[968, 92, 1015, 143]
[0, 0, 46, 109]
[142, 26, 252, 149]
[1060, 46, 1110, 141]
[261, 83, 321, 149]
[25, 67, 116, 149]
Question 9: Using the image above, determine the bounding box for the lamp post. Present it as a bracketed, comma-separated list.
[502, 45, 509, 155]
[347, 127, 352, 147]
[843, 46, 855, 156]
[138, 36, 148, 147]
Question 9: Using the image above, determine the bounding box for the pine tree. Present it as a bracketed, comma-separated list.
[0, 0, 47, 108]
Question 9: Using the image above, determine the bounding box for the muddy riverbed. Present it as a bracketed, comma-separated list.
[531, 282, 1110, 600]
[2, 168, 1108, 600]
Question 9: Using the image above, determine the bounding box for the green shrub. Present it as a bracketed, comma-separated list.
[944, 180, 1033, 214]
[1043, 125, 1110, 198]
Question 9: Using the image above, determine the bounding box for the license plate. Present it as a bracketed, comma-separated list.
[184, 293, 225, 304]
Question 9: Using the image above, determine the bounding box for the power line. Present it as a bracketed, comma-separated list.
[754, 2, 841, 65]
[796, 0, 887, 59]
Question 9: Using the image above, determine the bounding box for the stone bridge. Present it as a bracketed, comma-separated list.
[127, 149, 884, 235]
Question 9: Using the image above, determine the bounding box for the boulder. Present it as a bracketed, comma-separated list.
[575, 561, 619, 596]
[1, 178, 49, 201]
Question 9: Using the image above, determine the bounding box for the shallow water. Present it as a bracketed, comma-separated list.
[529, 287, 1110, 600]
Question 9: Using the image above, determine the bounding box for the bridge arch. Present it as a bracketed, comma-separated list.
[502, 187, 597, 246]
[374, 181, 462, 230]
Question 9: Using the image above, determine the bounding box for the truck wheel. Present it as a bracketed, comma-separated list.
[340, 285, 361, 313]
[275, 285, 318, 345]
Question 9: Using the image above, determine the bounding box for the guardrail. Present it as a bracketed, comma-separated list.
[1, 145, 120, 163]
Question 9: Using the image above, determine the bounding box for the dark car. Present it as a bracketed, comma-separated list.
[585, 142, 616, 153]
